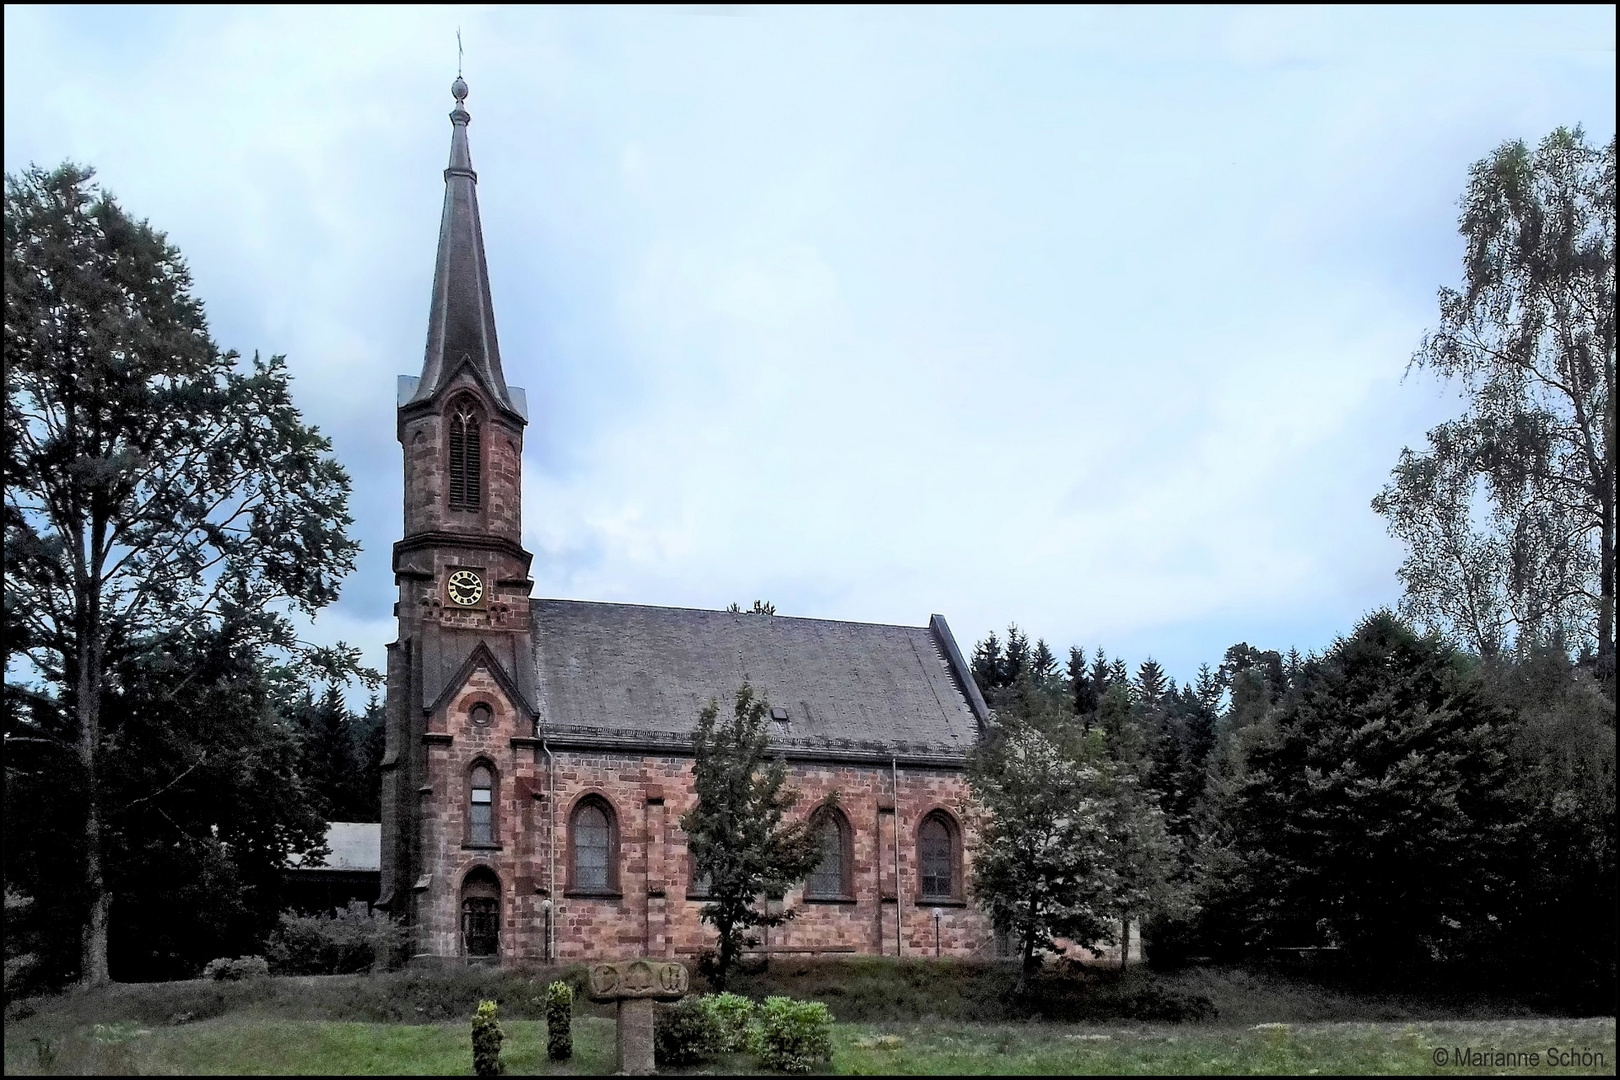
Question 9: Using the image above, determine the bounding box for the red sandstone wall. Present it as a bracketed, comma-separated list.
[413, 678, 994, 962]
[400, 372, 522, 543]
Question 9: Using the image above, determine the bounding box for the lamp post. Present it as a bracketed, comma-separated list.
[931, 907, 942, 958]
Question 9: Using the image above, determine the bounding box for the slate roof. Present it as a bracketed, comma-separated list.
[287, 821, 381, 872]
[528, 600, 988, 766]
[406, 80, 524, 421]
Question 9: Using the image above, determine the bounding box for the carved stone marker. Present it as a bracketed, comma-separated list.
[587, 959, 689, 1075]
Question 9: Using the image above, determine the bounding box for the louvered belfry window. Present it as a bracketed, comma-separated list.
[447, 402, 482, 510]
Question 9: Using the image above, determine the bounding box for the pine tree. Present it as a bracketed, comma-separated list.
[1090, 651, 1112, 695]
[971, 632, 1004, 696]
[1003, 625, 1031, 686]
[1030, 639, 1059, 686]
[1068, 647, 1095, 716]
[1134, 659, 1168, 707]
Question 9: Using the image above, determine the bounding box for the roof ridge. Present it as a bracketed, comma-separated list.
[529, 595, 932, 633]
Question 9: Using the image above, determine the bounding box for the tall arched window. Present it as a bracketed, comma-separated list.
[461, 867, 500, 957]
[469, 764, 495, 845]
[918, 812, 958, 901]
[805, 809, 852, 900]
[447, 400, 482, 510]
[570, 797, 617, 894]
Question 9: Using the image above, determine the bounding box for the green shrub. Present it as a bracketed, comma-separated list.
[754, 996, 833, 1073]
[471, 999, 503, 1076]
[265, 903, 409, 975]
[708, 991, 755, 1052]
[655, 995, 722, 1067]
[202, 956, 269, 981]
[544, 979, 573, 1061]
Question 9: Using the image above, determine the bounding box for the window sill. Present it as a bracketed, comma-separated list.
[803, 895, 858, 905]
[916, 897, 968, 908]
[461, 843, 503, 851]
[565, 890, 622, 900]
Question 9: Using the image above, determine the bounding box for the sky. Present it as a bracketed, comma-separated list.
[4, 5, 1615, 692]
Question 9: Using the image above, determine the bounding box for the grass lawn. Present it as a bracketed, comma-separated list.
[4, 1014, 1614, 1075]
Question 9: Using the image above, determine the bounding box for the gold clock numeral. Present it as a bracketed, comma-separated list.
[447, 570, 484, 607]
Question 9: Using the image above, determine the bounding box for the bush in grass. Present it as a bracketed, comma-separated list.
[471, 999, 504, 1076]
[708, 991, 755, 1052]
[266, 903, 409, 975]
[655, 995, 723, 1067]
[754, 996, 833, 1073]
[544, 980, 573, 1061]
[202, 955, 269, 981]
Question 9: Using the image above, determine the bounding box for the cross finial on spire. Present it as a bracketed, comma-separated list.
[451, 30, 469, 108]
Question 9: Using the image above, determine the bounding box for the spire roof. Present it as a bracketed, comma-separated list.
[408, 77, 521, 419]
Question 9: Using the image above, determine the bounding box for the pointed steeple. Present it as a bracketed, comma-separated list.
[407, 76, 523, 420]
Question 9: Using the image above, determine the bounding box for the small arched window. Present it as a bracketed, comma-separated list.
[447, 399, 482, 511]
[570, 797, 617, 894]
[918, 812, 958, 901]
[469, 764, 495, 845]
[805, 810, 851, 900]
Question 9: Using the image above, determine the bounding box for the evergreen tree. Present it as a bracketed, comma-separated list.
[1003, 624, 1031, 686]
[970, 632, 1004, 697]
[1134, 659, 1168, 707]
[1211, 612, 1520, 966]
[1089, 651, 1112, 697]
[298, 684, 359, 820]
[1030, 639, 1059, 686]
[1068, 647, 1095, 716]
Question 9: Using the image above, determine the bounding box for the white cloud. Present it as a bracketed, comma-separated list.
[5, 5, 1613, 686]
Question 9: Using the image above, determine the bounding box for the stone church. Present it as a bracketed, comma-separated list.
[379, 77, 996, 964]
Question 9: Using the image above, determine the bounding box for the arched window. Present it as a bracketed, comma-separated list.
[461, 867, 500, 957]
[805, 809, 852, 900]
[468, 764, 495, 845]
[447, 399, 482, 510]
[570, 797, 617, 894]
[918, 812, 959, 901]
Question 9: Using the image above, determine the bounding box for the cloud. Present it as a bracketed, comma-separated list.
[5, 6, 1613, 687]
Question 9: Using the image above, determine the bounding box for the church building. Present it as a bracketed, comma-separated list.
[379, 77, 997, 964]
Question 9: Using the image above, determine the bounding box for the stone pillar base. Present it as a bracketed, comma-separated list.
[616, 997, 655, 1075]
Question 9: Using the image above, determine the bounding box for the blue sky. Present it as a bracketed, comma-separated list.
[4, 6, 1614, 691]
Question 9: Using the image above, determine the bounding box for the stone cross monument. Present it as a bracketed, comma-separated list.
[587, 958, 689, 1075]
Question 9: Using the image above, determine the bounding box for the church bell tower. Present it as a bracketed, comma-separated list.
[379, 75, 538, 950]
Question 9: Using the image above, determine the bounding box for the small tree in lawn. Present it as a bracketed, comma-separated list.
[681, 682, 826, 990]
[968, 719, 1117, 992]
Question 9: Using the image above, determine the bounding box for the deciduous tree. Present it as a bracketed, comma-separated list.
[681, 682, 827, 989]
[3, 163, 362, 984]
[1373, 127, 1615, 681]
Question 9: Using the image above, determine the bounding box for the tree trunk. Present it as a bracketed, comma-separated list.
[77, 606, 110, 986]
[1119, 915, 1129, 973]
[1599, 410, 1615, 686]
[1013, 925, 1039, 996]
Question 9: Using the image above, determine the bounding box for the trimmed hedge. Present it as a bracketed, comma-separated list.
[754, 996, 834, 1073]
[470, 999, 503, 1076]
[544, 980, 573, 1061]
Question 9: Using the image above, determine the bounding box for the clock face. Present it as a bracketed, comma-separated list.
[447, 569, 484, 607]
